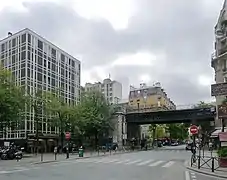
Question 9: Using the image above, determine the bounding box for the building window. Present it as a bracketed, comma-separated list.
[21, 51, 26, 60]
[21, 68, 25, 78]
[38, 40, 43, 50]
[21, 34, 26, 43]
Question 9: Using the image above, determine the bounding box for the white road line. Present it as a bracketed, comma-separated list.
[185, 171, 190, 180]
[137, 160, 154, 166]
[149, 161, 164, 167]
[115, 159, 131, 164]
[125, 159, 141, 165]
[92, 159, 108, 163]
[162, 161, 175, 168]
[102, 159, 118, 163]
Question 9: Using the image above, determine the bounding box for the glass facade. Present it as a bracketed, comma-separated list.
[0, 29, 81, 140]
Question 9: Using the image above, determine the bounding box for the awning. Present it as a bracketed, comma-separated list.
[210, 127, 227, 137]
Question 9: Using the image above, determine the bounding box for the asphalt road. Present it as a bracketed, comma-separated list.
[0, 146, 219, 180]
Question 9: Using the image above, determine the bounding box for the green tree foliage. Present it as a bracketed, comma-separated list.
[44, 91, 72, 147]
[0, 67, 26, 134]
[165, 123, 188, 140]
[193, 101, 214, 134]
[77, 91, 114, 145]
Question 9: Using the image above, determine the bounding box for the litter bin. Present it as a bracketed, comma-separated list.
[78, 146, 84, 157]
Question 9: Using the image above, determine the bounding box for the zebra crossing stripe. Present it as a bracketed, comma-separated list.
[92, 159, 108, 163]
[162, 161, 175, 167]
[102, 159, 118, 163]
[115, 159, 131, 164]
[137, 159, 154, 166]
[125, 159, 141, 165]
[149, 161, 164, 167]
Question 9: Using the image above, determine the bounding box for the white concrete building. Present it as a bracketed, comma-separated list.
[0, 28, 81, 144]
[85, 78, 122, 104]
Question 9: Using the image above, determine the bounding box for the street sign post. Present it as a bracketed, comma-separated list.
[190, 125, 198, 135]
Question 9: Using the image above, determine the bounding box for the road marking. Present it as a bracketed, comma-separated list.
[149, 161, 164, 167]
[137, 159, 154, 166]
[92, 159, 108, 163]
[115, 159, 131, 164]
[125, 159, 141, 165]
[102, 159, 118, 163]
[185, 171, 190, 180]
[162, 161, 175, 167]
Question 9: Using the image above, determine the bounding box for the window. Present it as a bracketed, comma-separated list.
[37, 73, 42, 82]
[21, 51, 26, 60]
[21, 34, 26, 43]
[51, 48, 56, 57]
[38, 57, 42, 66]
[21, 68, 25, 78]
[61, 54, 65, 63]
[27, 69, 30, 77]
[38, 40, 43, 49]
[28, 34, 31, 43]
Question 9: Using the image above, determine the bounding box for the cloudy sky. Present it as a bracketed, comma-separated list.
[0, 0, 224, 105]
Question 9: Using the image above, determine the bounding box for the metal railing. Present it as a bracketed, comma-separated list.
[190, 148, 223, 173]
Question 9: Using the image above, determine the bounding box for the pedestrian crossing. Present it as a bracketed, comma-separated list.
[154, 149, 187, 153]
[74, 157, 178, 168]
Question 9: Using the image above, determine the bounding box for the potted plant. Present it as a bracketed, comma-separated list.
[217, 147, 227, 167]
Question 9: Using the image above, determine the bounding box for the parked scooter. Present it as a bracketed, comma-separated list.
[1, 146, 23, 160]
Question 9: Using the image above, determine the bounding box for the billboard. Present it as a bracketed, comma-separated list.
[211, 83, 227, 96]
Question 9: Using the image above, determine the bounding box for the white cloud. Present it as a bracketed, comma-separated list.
[72, 0, 136, 29]
[111, 51, 157, 66]
[198, 75, 214, 86]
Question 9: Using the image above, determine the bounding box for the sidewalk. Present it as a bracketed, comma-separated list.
[186, 150, 227, 179]
[0, 149, 138, 167]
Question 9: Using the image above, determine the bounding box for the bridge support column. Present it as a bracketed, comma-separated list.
[111, 112, 127, 149]
[127, 123, 140, 145]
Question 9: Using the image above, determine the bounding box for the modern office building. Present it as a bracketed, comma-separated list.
[0, 28, 81, 150]
[211, 0, 227, 127]
[84, 78, 122, 104]
[128, 82, 176, 111]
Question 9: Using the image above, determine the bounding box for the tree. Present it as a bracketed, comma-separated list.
[0, 67, 26, 137]
[45, 91, 72, 149]
[77, 91, 114, 147]
[166, 123, 188, 140]
[193, 101, 214, 134]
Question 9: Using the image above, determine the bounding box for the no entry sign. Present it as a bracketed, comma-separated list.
[65, 132, 71, 140]
[190, 125, 198, 135]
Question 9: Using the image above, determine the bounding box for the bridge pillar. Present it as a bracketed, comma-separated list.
[111, 112, 127, 148]
[127, 123, 140, 144]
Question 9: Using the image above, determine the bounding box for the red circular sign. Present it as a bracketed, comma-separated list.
[65, 132, 71, 140]
[190, 125, 198, 135]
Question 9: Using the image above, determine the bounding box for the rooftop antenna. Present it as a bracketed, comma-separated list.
[109, 73, 111, 79]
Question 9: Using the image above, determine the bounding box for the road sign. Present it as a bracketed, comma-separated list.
[211, 83, 227, 96]
[190, 125, 198, 135]
[65, 132, 71, 140]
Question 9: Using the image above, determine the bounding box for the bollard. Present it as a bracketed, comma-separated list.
[110, 149, 111, 155]
[41, 153, 43, 162]
[66, 147, 69, 159]
[212, 157, 214, 172]
[198, 155, 200, 169]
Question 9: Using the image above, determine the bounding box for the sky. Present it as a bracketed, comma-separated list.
[0, 0, 224, 105]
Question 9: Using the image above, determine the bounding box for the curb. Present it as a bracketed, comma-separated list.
[185, 161, 227, 179]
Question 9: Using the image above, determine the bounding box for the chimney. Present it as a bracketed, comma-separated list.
[8, 32, 12, 37]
